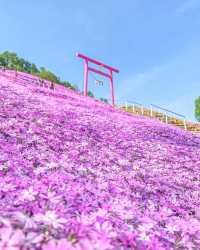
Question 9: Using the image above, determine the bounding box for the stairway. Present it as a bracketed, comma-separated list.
[121, 104, 200, 135]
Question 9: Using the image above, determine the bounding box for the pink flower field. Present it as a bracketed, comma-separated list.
[0, 70, 200, 249]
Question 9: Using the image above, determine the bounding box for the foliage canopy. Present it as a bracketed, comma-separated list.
[195, 96, 200, 122]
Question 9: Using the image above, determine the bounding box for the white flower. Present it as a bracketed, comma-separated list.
[0, 216, 12, 227]
[94, 221, 117, 238]
[139, 232, 151, 242]
[78, 213, 94, 225]
[138, 223, 154, 233]
[46, 162, 59, 170]
[118, 159, 130, 166]
[34, 211, 67, 229]
[0, 182, 16, 192]
[80, 141, 88, 147]
[14, 212, 37, 229]
[27, 128, 34, 134]
[41, 191, 62, 204]
[0, 227, 24, 250]
[78, 165, 87, 174]
[133, 165, 139, 170]
[20, 187, 38, 202]
[25, 232, 43, 244]
[34, 167, 46, 175]
[166, 224, 178, 234]
[0, 163, 8, 171]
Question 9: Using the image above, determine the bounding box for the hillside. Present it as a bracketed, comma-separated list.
[0, 70, 200, 249]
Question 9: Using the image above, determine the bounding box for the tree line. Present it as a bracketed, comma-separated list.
[0, 51, 79, 91]
[195, 97, 200, 122]
[0, 51, 108, 103]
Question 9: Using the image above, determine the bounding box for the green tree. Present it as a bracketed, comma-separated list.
[2, 51, 18, 69]
[100, 97, 108, 103]
[39, 68, 60, 83]
[30, 63, 39, 74]
[62, 81, 73, 88]
[61, 81, 79, 91]
[0, 51, 79, 92]
[195, 97, 200, 121]
[71, 84, 79, 91]
[0, 54, 6, 67]
[88, 91, 94, 97]
[0, 51, 33, 72]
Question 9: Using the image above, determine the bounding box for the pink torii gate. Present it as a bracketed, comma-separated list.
[76, 52, 119, 106]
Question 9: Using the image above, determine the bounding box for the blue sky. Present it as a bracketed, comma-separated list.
[0, 0, 200, 120]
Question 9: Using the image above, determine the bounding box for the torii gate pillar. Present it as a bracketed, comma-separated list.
[76, 53, 119, 106]
[84, 60, 88, 96]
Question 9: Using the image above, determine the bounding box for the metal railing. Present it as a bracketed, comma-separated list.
[125, 100, 144, 115]
[114, 98, 187, 131]
[150, 104, 186, 118]
[150, 104, 187, 130]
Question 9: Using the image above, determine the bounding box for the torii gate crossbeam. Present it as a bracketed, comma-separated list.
[76, 52, 119, 106]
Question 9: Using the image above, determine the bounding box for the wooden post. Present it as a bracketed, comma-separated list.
[183, 119, 187, 130]
[132, 104, 135, 113]
[165, 114, 168, 124]
[141, 106, 144, 115]
[125, 102, 128, 111]
[150, 105, 153, 117]
[110, 71, 115, 106]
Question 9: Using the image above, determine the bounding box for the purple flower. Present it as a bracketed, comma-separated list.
[0, 227, 24, 250]
[42, 239, 74, 250]
[0, 70, 200, 249]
